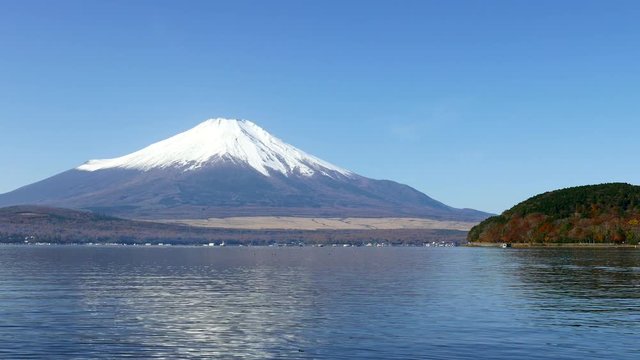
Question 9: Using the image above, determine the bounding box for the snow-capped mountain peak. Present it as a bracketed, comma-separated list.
[76, 118, 352, 178]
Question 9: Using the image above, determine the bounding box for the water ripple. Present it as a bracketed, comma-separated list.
[0, 246, 639, 358]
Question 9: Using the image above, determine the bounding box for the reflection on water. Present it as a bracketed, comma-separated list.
[510, 249, 640, 330]
[0, 246, 639, 359]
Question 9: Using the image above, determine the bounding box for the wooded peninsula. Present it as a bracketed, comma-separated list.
[468, 183, 640, 245]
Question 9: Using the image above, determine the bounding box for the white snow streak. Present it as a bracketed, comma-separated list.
[77, 118, 352, 178]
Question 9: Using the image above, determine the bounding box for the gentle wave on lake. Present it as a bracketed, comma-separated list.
[0, 246, 639, 359]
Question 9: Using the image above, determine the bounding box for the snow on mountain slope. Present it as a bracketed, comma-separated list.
[77, 118, 352, 178]
[0, 117, 492, 221]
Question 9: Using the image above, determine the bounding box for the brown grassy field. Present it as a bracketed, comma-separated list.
[0, 206, 470, 245]
[158, 217, 477, 231]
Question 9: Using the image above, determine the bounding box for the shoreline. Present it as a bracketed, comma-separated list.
[467, 242, 639, 249]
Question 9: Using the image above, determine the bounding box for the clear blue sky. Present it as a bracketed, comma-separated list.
[1, 0, 639, 214]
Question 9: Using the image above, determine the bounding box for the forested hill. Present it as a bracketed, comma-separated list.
[0, 206, 466, 245]
[468, 183, 640, 244]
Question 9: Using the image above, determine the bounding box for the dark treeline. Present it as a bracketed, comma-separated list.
[0, 206, 466, 245]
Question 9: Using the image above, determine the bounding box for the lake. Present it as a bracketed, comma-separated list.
[0, 245, 638, 359]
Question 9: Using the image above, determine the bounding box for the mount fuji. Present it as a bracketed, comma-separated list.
[0, 118, 489, 221]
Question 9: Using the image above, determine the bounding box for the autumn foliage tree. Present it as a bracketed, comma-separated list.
[468, 183, 640, 244]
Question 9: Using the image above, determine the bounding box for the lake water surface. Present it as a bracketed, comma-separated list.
[0, 246, 639, 359]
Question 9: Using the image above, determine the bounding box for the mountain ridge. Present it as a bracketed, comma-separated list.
[0, 118, 490, 221]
